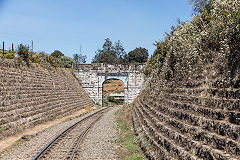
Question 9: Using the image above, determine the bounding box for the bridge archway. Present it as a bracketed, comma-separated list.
[75, 63, 145, 105]
[102, 78, 125, 106]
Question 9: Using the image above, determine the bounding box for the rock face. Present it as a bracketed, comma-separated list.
[132, 70, 240, 159]
[75, 63, 145, 105]
[0, 58, 94, 140]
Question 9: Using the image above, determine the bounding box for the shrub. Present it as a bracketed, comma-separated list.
[59, 56, 74, 68]
[47, 55, 60, 67]
[108, 96, 124, 105]
[103, 96, 109, 107]
[0, 45, 76, 69]
[28, 52, 40, 63]
[17, 44, 30, 66]
[0, 52, 15, 59]
[51, 50, 64, 58]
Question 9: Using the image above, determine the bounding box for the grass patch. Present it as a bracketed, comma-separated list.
[4, 148, 11, 153]
[96, 102, 101, 106]
[15, 139, 24, 147]
[0, 127, 5, 134]
[64, 117, 73, 122]
[116, 106, 146, 160]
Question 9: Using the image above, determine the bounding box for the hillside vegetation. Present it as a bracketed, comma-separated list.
[0, 44, 74, 68]
[144, 0, 240, 86]
[132, 0, 240, 159]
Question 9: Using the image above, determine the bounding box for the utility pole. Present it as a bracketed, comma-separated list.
[31, 40, 33, 52]
[3, 41, 4, 54]
[80, 45, 82, 55]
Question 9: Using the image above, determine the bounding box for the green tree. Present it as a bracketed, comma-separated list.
[128, 47, 149, 63]
[115, 40, 126, 60]
[93, 49, 118, 64]
[92, 38, 127, 64]
[51, 50, 64, 58]
[102, 38, 114, 51]
[73, 53, 87, 64]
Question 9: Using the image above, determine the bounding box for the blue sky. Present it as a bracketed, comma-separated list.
[0, 0, 193, 63]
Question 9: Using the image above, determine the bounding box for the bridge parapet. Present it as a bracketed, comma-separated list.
[74, 63, 145, 72]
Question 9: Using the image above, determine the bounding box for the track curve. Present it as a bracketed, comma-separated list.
[33, 108, 108, 160]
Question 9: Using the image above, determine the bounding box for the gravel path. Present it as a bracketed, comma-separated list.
[39, 112, 103, 160]
[77, 106, 120, 160]
[0, 109, 102, 160]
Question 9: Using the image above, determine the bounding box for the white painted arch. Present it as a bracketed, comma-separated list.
[99, 74, 128, 88]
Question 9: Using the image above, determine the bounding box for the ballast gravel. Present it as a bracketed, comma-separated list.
[0, 109, 103, 160]
[77, 106, 120, 160]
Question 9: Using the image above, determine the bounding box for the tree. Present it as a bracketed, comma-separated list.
[128, 47, 149, 63]
[189, 0, 213, 13]
[73, 53, 87, 64]
[51, 50, 64, 58]
[102, 38, 114, 51]
[17, 44, 30, 65]
[92, 38, 148, 64]
[92, 38, 127, 64]
[114, 40, 126, 59]
[93, 49, 118, 64]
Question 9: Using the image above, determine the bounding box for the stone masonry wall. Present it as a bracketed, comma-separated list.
[128, 72, 144, 103]
[0, 58, 95, 140]
[75, 63, 145, 105]
[132, 69, 240, 159]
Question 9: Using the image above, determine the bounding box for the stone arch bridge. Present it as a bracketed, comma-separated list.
[74, 63, 145, 105]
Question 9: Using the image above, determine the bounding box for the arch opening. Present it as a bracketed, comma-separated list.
[102, 79, 125, 107]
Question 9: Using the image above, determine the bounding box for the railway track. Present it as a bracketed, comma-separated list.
[32, 108, 108, 160]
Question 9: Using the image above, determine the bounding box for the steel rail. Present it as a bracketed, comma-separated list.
[32, 108, 107, 160]
[69, 114, 103, 160]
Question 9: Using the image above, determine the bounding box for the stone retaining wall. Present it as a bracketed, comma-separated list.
[0, 58, 95, 140]
[132, 70, 240, 159]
